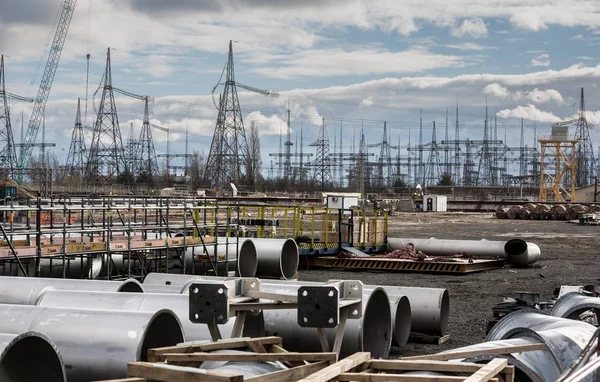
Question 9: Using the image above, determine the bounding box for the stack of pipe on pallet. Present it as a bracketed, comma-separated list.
[0, 304, 184, 381]
[0, 331, 67, 382]
[143, 273, 393, 357]
[388, 237, 541, 267]
[445, 309, 598, 382]
[0, 276, 143, 305]
[496, 203, 600, 221]
[142, 273, 449, 349]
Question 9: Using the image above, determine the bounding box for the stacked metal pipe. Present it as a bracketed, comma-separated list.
[388, 237, 541, 267]
[0, 331, 67, 382]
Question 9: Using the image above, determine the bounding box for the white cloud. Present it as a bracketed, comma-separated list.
[444, 43, 496, 51]
[577, 56, 596, 61]
[497, 104, 561, 123]
[483, 83, 563, 104]
[483, 83, 511, 99]
[571, 34, 585, 40]
[253, 47, 468, 78]
[451, 18, 488, 38]
[359, 96, 374, 108]
[530, 53, 551, 67]
[245, 111, 287, 135]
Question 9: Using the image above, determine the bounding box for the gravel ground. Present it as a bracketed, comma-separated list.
[297, 212, 600, 357]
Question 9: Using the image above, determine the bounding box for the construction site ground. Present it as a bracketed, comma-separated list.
[298, 212, 599, 357]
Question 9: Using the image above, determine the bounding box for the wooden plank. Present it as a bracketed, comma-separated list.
[409, 333, 451, 345]
[94, 378, 147, 382]
[297, 352, 371, 382]
[127, 362, 243, 382]
[463, 359, 507, 382]
[501, 366, 515, 382]
[148, 337, 282, 362]
[337, 374, 499, 382]
[247, 361, 329, 382]
[366, 360, 496, 373]
[402, 343, 546, 361]
[164, 352, 337, 363]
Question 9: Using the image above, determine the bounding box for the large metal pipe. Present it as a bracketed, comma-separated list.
[364, 287, 411, 346]
[0, 276, 143, 305]
[185, 241, 259, 277]
[388, 237, 541, 267]
[240, 238, 299, 280]
[550, 292, 600, 319]
[143, 272, 203, 286]
[0, 304, 184, 381]
[36, 290, 264, 341]
[0, 331, 67, 382]
[248, 287, 392, 358]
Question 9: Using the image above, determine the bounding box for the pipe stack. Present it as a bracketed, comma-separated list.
[496, 203, 599, 221]
[388, 237, 541, 267]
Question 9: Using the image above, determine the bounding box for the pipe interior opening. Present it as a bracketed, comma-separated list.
[280, 239, 299, 280]
[0, 334, 66, 382]
[504, 239, 528, 256]
[139, 311, 184, 361]
[241, 311, 265, 337]
[439, 289, 450, 336]
[118, 280, 144, 293]
[362, 289, 392, 358]
[393, 296, 412, 346]
[238, 241, 258, 277]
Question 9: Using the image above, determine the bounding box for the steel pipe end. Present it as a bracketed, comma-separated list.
[280, 239, 299, 280]
[363, 287, 393, 358]
[505, 240, 541, 267]
[89, 254, 104, 279]
[138, 309, 185, 362]
[0, 331, 67, 382]
[238, 240, 258, 277]
[439, 289, 450, 336]
[392, 295, 412, 347]
[118, 279, 144, 293]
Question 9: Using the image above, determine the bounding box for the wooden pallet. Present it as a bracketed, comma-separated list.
[99, 338, 546, 382]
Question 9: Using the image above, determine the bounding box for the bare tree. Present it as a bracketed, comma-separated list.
[189, 150, 205, 190]
[246, 121, 262, 186]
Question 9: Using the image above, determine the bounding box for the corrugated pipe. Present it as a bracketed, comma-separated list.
[35, 289, 265, 342]
[485, 309, 598, 382]
[388, 237, 541, 267]
[0, 276, 143, 305]
[550, 292, 600, 320]
[0, 331, 67, 382]
[0, 304, 184, 381]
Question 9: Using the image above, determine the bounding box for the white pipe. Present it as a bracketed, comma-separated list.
[240, 238, 299, 280]
[0, 331, 67, 382]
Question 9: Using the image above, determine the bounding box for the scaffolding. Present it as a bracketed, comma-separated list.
[539, 125, 578, 202]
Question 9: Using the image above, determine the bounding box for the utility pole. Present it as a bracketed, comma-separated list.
[0, 55, 17, 179]
[65, 98, 86, 180]
[574, 87, 596, 187]
[137, 96, 158, 184]
[309, 118, 333, 191]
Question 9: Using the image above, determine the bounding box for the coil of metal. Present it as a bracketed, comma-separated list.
[551, 204, 567, 220]
[0, 304, 184, 381]
[590, 204, 600, 214]
[486, 309, 598, 382]
[550, 292, 600, 320]
[0, 276, 143, 305]
[240, 238, 299, 280]
[35, 290, 264, 342]
[518, 208, 531, 220]
[0, 331, 67, 382]
[506, 206, 522, 219]
[534, 204, 551, 220]
[566, 204, 589, 221]
[387, 237, 541, 267]
[495, 207, 509, 219]
[246, 286, 392, 358]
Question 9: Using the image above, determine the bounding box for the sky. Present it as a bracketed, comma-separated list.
[2, 0, 600, 176]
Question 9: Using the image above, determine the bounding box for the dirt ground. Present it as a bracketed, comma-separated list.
[297, 212, 600, 357]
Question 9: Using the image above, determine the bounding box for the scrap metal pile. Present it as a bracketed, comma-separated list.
[341, 243, 471, 262]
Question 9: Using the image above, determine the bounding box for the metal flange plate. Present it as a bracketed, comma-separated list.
[188, 282, 230, 324]
[297, 285, 340, 328]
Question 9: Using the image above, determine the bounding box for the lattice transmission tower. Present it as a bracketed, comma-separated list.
[0, 55, 17, 179]
[65, 98, 86, 178]
[85, 48, 128, 184]
[574, 87, 596, 187]
[310, 118, 333, 190]
[137, 97, 158, 184]
[204, 41, 249, 188]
